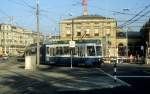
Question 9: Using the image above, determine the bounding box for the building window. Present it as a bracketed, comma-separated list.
[106, 22, 110, 25]
[66, 31, 71, 37]
[86, 34, 90, 36]
[94, 29, 99, 36]
[67, 24, 70, 26]
[65, 25, 71, 32]
[66, 31, 71, 35]
[85, 29, 90, 36]
[94, 23, 99, 29]
[94, 26, 99, 29]
[2, 26, 4, 30]
[86, 29, 90, 34]
[118, 43, 126, 56]
[94, 33, 99, 36]
[77, 32, 81, 36]
[66, 34, 71, 37]
[95, 29, 99, 33]
[105, 29, 111, 36]
[76, 24, 81, 29]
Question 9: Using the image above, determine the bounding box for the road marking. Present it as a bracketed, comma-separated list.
[117, 76, 150, 78]
[143, 71, 150, 74]
[96, 68, 131, 87]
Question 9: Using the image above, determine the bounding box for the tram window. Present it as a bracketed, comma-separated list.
[87, 46, 95, 56]
[78, 46, 85, 56]
[46, 47, 49, 54]
[56, 47, 63, 55]
[56, 47, 59, 55]
[64, 46, 69, 55]
[49, 48, 52, 56]
[72, 47, 78, 55]
[77, 47, 81, 56]
[96, 46, 101, 56]
[50, 48, 53, 56]
[60, 47, 63, 55]
[53, 48, 56, 56]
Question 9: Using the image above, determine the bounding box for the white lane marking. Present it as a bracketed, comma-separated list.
[117, 76, 150, 78]
[96, 68, 131, 87]
[143, 71, 150, 74]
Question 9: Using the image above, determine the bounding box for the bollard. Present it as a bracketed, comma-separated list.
[113, 62, 117, 82]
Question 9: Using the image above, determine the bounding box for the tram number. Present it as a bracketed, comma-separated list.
[69, 41, 75, 48]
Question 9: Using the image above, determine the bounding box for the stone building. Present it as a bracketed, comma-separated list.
[0, 24, 43, 56]
[60, 15, 118, 58]
[140, 19, 150, 58]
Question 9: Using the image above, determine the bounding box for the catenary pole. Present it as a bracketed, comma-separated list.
[36, 0, 40, 66]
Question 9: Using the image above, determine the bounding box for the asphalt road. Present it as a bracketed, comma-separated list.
[100, 63, 150, 94]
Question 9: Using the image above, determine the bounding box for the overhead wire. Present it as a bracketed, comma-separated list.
[7, 0, 35, 9]
[21, 0, 35, 9]
[90, 5, 150, 18]
[119, 4, 150, 28]
[126, 10, 150, 25]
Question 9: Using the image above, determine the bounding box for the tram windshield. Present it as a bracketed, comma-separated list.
[87, 46, 95, 56]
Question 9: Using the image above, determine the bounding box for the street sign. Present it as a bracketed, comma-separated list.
[69, 41, 75, 48]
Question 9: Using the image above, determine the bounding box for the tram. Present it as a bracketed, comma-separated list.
[43, 39, 103, 66]
[26, 39, 103, 67]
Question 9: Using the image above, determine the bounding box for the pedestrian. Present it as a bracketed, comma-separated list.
[130, 54, 133, 63]
[120, 57, 123, 63]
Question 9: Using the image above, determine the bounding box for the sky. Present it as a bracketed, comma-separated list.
[0, 0, 150, 35]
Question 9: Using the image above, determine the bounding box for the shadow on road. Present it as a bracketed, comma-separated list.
[59, 86, 149, 94]
[0, 73, 58, 94]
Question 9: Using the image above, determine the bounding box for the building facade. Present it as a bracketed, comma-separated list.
[60, 15, 119, 58]
[140, 18, 150, 58]
[0, 24, 43, 56]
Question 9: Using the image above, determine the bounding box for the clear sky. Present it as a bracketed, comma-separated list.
[0, 0, 150, 35]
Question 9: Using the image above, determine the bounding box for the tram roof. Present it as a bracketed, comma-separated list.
[45, 40, 101, 45]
